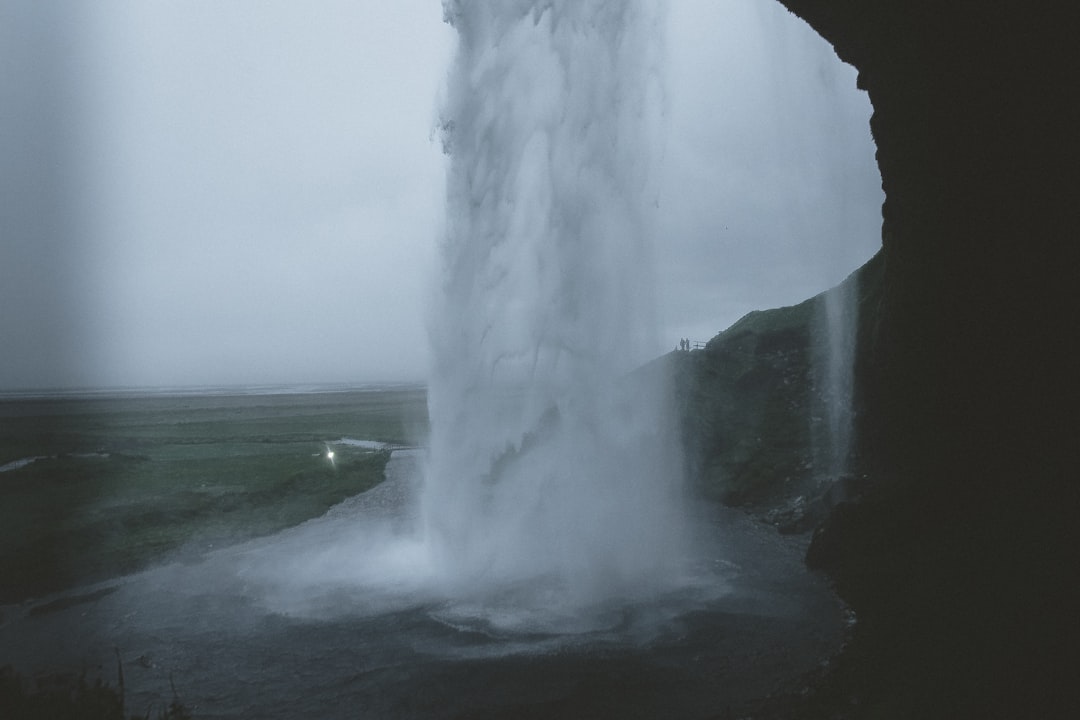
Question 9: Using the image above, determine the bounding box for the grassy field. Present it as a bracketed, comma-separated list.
[0, 386, 428, 604]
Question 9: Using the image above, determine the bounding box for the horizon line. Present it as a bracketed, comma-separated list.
[0, 380, 428, 401]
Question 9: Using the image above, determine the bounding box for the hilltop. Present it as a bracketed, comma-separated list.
[666, 250, 884, 531]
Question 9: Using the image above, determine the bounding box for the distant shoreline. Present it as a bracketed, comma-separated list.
[0, 381, 427, 402]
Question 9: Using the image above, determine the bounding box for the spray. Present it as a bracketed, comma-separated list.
[424, 0, 685, 611]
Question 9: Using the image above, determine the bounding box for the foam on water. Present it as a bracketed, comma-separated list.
[91, 451, 716, 644]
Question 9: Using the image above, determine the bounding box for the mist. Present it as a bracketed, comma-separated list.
[1, 0, 880, 390]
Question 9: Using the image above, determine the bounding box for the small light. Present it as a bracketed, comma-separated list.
[327, 451, 335, 460]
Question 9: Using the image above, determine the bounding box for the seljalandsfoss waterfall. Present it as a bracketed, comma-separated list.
[0, 2, 865, 717]
[9, 0, 1068, 714]
[423, 1, 688, 622]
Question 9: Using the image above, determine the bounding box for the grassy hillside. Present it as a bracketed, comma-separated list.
[670, 251, 884, 515]
[0, 387, 427, 604]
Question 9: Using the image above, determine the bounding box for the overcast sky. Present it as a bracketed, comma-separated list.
[0, 0, 881, 391]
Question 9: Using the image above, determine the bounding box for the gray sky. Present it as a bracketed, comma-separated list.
[0, 0, 881, 391]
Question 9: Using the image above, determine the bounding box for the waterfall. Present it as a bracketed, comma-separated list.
[814, 275, 857, 482]
[423, 0, 686, 609]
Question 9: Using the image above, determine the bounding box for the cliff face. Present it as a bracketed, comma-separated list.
[756, 1, 1078, 715]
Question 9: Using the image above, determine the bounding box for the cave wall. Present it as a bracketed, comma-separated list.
[761, 1, 1078, 714]
[775, 0, 1076, 475]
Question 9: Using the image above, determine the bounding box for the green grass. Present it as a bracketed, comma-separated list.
[0, 387, 428, 604]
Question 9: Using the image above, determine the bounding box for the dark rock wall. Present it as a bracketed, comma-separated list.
[778, 0, 1076, 475]
[759, 1, 1078, 715]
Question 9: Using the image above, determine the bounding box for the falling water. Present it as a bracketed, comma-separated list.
[814, 275, 857, 481]
[423, 0, 686, 613]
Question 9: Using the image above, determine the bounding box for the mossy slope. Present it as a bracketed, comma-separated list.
[670, 250, 883, 511]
